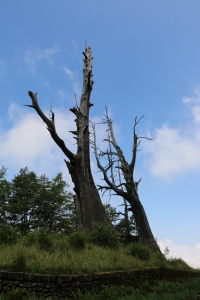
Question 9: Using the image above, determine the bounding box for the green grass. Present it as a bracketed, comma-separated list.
[0, 231, 195, 275]
[74, 278, 200, 300]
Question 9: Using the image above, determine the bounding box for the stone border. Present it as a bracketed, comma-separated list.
[0, 268, 200, 298]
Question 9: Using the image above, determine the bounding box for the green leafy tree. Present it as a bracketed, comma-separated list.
[0, 167, 75, 234]
[104, 203, 121, 224]
[32, 172, 75, 233]
[0, 166, 11, 224]
[104, 203, 137, 238]
[115, 214, 137, 236]
[6, 167, 38, 235]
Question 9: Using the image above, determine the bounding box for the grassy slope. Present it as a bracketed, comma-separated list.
[0, 232, 195, 275]
[0, 231, 200, 299]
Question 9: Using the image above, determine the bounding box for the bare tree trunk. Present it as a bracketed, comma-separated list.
[26, 47, 111, 231]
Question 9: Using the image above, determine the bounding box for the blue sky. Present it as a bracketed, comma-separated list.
[1, 1, 200, 267]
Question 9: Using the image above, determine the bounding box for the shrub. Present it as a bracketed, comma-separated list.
[90, 225, 119, 249]
[68, 232, 86, 250]
[0, 224, 18, 245]
[127, 243, 151, 261]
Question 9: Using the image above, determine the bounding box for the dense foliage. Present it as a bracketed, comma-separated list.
[0, 167, 75, 234]
[127, 242, 151, 261]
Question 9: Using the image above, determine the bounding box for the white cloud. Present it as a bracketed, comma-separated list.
[192, 106, 200, 123]
[24, 45, 59, 74]
[0, 104, 76, 185]
[8, 102, 22, 121]
[158, 238, 200, 269]
[143, 87, 200, 179]
[144, 125, 200, 179]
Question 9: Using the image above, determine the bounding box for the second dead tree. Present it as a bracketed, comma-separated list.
[25, 47, 112, 231]
[92, 109, 161, 252]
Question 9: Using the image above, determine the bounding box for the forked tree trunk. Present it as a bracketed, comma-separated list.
[26, 47, 111, 231]
[92, 111, 161, 252]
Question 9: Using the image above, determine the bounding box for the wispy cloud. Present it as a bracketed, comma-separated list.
[56, 89, 67, 100]
[71, 40, 78, 49]
[182, 97, 192, 103]
[143, 87, 200, 180]
[63, 66, 81, 99]
[159, 238, 200, 269]
[63, 67, 73, 79]
[23, 45, 59, 74]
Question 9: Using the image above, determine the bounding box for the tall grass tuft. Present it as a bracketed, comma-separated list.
[127, 242, 151, 261]
[90, 225, 119, 249]
[68, 232, 86, 250]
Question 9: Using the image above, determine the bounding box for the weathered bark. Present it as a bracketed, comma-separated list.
[124, 200, 130, 237]
[25, 47, 111, 231]
[92, 111, 161, 252]
[117, 160, 131, 238]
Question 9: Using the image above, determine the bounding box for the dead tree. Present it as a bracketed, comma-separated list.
[108, 132, 131, 239]
[25, 47, 111, 231]
[91, 109, 161, 252]
[117, 161, 131, 238]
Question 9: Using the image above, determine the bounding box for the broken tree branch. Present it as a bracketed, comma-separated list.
[25, 91, 74, 160]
